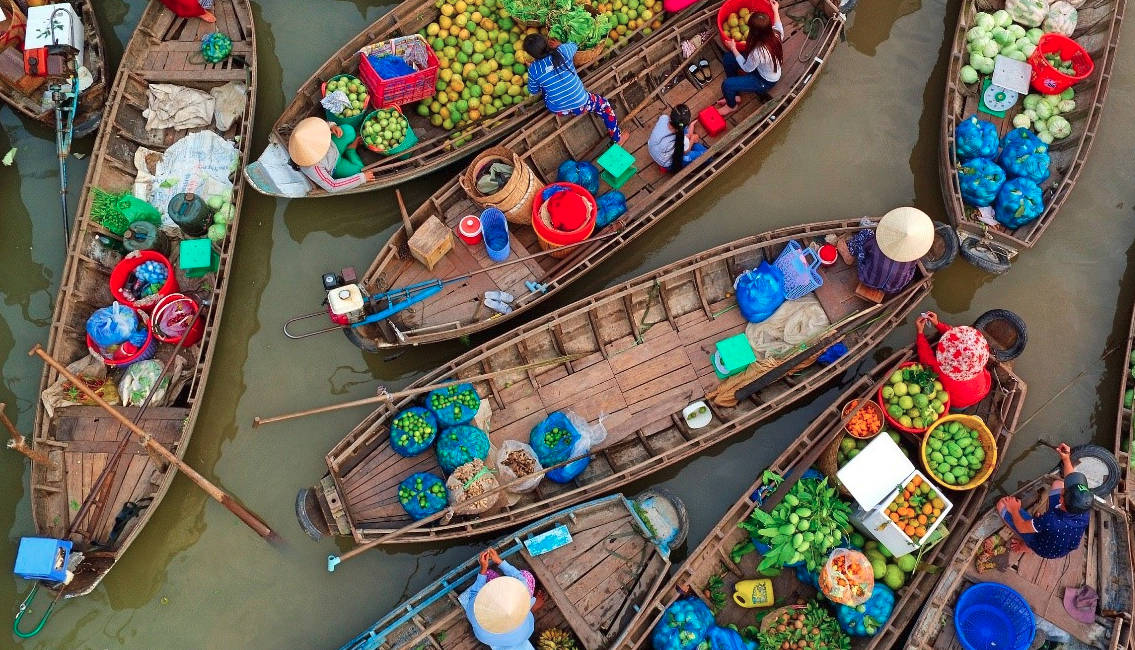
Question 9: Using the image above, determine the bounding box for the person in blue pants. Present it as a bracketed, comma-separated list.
[717, 0, 785, 116]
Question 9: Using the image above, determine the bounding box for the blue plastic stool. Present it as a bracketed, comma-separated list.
[954, 583, 1036, 650]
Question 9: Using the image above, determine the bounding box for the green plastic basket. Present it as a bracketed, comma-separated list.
[361, 109, 418, 158]
[323, 74, 369, 129]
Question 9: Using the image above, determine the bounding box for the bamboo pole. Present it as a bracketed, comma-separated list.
[30, 345, 277, 540]
[253, 354, 585, 428]
[395, 189, 415, 240]
[1, 403, 53, 466]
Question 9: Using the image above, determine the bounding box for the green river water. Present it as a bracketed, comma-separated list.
[2, 0, 1134, 647]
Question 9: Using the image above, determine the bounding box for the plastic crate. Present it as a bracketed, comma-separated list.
[357, 35, 439, 108]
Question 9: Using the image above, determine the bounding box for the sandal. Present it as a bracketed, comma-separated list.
[696, 59, 713, 83]
[686, 64, 704, 89]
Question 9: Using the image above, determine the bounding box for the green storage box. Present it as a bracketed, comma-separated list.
[596, 143, 637, 189]
[179, 238, 220, 278]
[713, 333, 756, 379]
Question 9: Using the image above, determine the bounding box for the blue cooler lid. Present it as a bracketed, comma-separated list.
[14, 537, 72, 582]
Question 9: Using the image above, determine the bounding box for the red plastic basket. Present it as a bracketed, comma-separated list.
[109, 250, 179, 312]
[86, 309, 156, 368]
[876, 361, 952, 435]
[716, 0, 774, 45]
[357, 35, 439, 108]
[1028, 33, 1094, 95]
[531, 183, 597, 258]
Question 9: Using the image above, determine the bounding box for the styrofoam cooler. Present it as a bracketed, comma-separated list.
[837, 434, 953, 558]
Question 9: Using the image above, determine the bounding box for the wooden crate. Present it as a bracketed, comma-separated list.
[408, 215, 453, 271]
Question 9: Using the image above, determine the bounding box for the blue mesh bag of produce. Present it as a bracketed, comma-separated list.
[390, 407, 438, 457]
[706, 626, 758, 650]
[734, 261, 785, 324]
[529, 411, 607, 483]
[651, 596, 715, 650]
[397, 472, 448, 519]
[426, 383, 481, 427]
[556, 160, 600, 195]
[86, 302, 140, 348]
[954, 115, 1000, 160]
[436, 425, 490, 474]
[835, 583, 895, 637]
[595, 190, 627, 228]
[957, 157, 1006, 207]
[994, 177, 1045, 228]
[998, 128, 1051, 183]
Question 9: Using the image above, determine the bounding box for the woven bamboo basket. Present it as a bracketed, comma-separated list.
[760, 605, 807, 634]
[460, 146, 538, 224]
[817, 432, 851, 497]
[546, 38, 606, 67]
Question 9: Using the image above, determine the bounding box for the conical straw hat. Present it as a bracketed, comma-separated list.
[875, 207, 934, 262]
[288, 117, 332, 167]
[473, 576, 530, 634]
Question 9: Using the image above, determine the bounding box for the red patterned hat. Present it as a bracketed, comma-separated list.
[936, 326, 989, 381]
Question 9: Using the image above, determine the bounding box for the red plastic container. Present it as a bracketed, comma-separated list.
[457, 215, 483, 245]
[876, 361, 952, 435]
[109, 250, 179, 311]
[818, 244, 838, 266]
[152, 293, 204, 347]
[1028, 33, 1094, 95]
[357, 35, 439, 108]
[86, 309, 156, 368]
[716, 0, 774, 45]
[697, 105, 727, 137]
[531, 183, 597, 258]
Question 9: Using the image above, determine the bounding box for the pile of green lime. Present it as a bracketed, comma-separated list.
[880, 363, 947, 430]
[325, 75, 368, 118]
[926, 420, 987, 487]
[362, 109, 409, 152]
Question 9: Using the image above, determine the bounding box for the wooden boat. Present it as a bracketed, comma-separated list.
[0, 0, 108, 137]
[339, 493, 673, 650]
[242, 0, 702, 198]
[323, 0, 844, 350]
[1116, 300, 1135, 514]
[940, 0, 1125, 273]
[907, 473, 1134, 649]
[296, 218, 934, 545]
[26, 0, 255, 600]
[621, 341, 1028, 649]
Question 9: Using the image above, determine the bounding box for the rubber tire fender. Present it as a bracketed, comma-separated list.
[1067, 444, 1121, 497]
[959, 238, 1012, 275]
[344, 326, 380, 353]
[972, 309, 1028, 362]
[921, 222, 959, 272]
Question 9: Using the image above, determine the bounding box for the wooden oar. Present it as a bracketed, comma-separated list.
[1, 403, 53, 466]
[253, 354, 585, 428]
[30, 344, 277, 540]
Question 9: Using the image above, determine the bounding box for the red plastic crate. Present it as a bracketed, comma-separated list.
[357, 35, 439, 109]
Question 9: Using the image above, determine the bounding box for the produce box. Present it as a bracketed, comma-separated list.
[837, 434, 952, 558]
[408, 215, 453, 270]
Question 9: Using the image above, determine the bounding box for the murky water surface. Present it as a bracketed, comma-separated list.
[2, 0, 1134, 647]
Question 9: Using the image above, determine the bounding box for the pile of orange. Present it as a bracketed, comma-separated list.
[885, 474, 945, 544]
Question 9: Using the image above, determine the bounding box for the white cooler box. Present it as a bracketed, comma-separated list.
[837, 433, 953, 558]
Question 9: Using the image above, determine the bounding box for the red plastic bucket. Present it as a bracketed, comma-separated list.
[716, 0, 774, 45]
[152, 293, 204, 347]
[456, 215, 483, 245]
[109, 250, 179, 312]
[86, 309, 156, 368]
[1028, 33, 1094, 95]
[531, 183, 597, 259]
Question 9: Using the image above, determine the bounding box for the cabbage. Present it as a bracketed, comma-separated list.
[1037, 131, 1054, 145]
[971, 56, 996, 74]
[1027, 28, 1044, 43]
[982, 41, 1001, 58]
[960, 65, 980, 84]
[1057, 99, 1076, 113]
[1035, 101, 1053, 120]
[1061, 87, 1075, 100]
[1014, 37, 1032, 51]
[991, 26, 1013, 46]
[1033, 117, 1048, 132]
[992, 9, 1013, 26]
[967, 26, 987, 41]
[1012, 114, 1032, 129]
[975, 12, 996, 30]
[1006, 49, 1028, 62]
[207, 223, 227, 242]
[1023, 43, 1037, 57]
[206, 194, 225, 211]
[1008, 23, 1027, 39]
[1047, 115, 1071, 139]
[1023, 94, 1041, 110]
[1023, 108, 1038, 122]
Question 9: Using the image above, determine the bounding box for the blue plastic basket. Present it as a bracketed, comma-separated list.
[481, 207, 510, 262]
[954, 583, 1036, 650]
[773, 240, 823, 300]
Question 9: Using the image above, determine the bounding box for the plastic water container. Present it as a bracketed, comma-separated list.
[774, 240, 823, 300]
[481, 207, 510, 262]
[954, 583, 1035, 650]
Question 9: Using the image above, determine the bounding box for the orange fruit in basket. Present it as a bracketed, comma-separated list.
[918, 514, 928, 525]
[932, 498, 944, 509]
[889, 512, 900, 523]
[922, 504, 933, 515]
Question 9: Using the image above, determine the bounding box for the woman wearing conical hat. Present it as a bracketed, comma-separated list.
[847, 207, 935, 294]
[288, 117, 374, 193]
[459, 548, 536, 650]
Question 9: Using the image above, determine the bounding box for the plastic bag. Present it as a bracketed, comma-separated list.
[39, 354, 120, 418]
[734, 261, 785, 324]
[118, 360, 170, 407]
[706, 626, 758, 650]
[651, 596, 715, 650]
[492, 439, 544, 494]
[529, 411, 607, 483]
[999, 127, 1051, 183]
[819, 548, 875, 606]
[86, 302, 140, 348]
[994, 177, 1045, 229]
[446, 458, 500, 515]
[556, 160, 600, 195]
[835, 583, 895, 636]
[390, 407, 438, 457]
[957, 157, 1006, 207]
[436, 424, 491, 474]
[955, 115, 1000, 160]
[398, 472, 448, 520]
[595, 190, 627, 228]
[426, 383, 481, 427]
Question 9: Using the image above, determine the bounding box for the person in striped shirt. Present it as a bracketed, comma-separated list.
[288, 117, 375, 193]
[524, 35, 622, 144]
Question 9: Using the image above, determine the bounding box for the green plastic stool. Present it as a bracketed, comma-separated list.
[713, 333, 756, 379]
[179, 239, 220, 278]
[596, 143, 637, 189]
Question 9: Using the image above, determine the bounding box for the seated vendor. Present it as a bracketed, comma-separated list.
[459, 548, 536, 650]
[159, 0, 217, 22]
[847, 207, 934, 294]
[647, 104, 707, 173]
[288, 117, 374, 193]
[915, 312, 991, 409]
[997, 443, 1092, 559]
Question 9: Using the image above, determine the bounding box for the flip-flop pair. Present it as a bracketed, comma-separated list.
[686, 59, 713, 85]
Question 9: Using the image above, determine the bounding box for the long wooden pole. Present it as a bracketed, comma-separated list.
[252, 354, 584, 428]
[1, 403, 53, 466]
[395, 189, 415, 240]
[30, 344, 276, 540]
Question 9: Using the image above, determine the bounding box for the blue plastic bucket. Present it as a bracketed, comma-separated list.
[481, 207, 510, 262]
[954, 583, 1035, 650]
